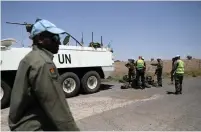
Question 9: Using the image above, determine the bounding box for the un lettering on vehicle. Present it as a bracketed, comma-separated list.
[58, 54, 71, 64]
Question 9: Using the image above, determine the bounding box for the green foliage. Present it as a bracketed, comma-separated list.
[115, 60, 121, 62]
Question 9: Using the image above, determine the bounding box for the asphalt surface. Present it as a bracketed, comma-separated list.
[1, 77, 201, 131]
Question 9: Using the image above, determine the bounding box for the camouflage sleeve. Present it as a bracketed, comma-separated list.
[150, 63, 158, 66]
[125, 63, 129, 67]
[135, 61, 138, 67]
[29, 62, 79, 131]
[160, 61, 163, 68]
[134, 62, 136, 67]
[173, 61, 178, 72]
[144, 62, 146, 69]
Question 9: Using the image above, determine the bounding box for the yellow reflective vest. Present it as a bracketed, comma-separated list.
[176, 60, 184, 74]
[136, 59, 145, 69]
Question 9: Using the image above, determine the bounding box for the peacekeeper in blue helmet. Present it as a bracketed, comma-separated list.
[8, 19, 80, 131]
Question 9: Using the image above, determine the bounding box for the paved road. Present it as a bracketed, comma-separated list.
[1, 77, 201, 131]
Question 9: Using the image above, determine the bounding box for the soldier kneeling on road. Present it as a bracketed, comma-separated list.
[145, 76, 157, 87]
[120, 75, 137, 89]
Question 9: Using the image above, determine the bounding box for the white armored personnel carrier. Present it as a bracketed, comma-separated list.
[0, 34, 114, 109]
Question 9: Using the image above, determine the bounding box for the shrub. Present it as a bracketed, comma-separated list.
[186, 55, 192, 60]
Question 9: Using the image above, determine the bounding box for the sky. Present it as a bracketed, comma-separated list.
[1, 1, 201, 61]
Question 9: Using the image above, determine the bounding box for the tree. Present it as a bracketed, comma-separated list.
[186, 55, 192, 60]
[115, 60, 121, 62]
[151, 58, 154, 61]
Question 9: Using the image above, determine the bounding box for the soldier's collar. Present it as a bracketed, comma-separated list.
[33, 45, 54, 60]
[41, 48, 54, 60]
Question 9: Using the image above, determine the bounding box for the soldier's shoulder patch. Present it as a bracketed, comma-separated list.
[46, 63, 58, 77]
[49, 67, 58, 79]
[49, 67, 56, 74]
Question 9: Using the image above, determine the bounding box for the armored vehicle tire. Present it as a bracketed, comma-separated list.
[1, 80, 11, 109]
[81, 71, 101, 94]
[60, 72, 80, 98]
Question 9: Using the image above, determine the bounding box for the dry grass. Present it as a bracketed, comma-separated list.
[109, 59, 201, 81]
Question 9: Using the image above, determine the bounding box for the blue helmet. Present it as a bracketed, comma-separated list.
[29, 19, 65, 39]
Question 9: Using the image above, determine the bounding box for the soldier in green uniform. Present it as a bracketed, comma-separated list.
[151, 58, 163, 87]
[170, 57, 176, 84]
[125, 59, 136, 84]
[172, 55, 185, 94]
[8, 19, 79, 131]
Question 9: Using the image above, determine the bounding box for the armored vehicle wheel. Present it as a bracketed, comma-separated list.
[60, 72, 80, 98]
[1, 80, 11, 109]
[81, 71, 101, 94]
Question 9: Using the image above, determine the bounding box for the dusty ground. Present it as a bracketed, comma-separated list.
[112, 59, 201, 77]
[1, 59, 201, 131]
[1, 77, 201, 131]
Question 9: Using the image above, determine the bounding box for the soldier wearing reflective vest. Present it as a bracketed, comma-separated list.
[135, 56, 146, 89]
[173, 55, 185, 94]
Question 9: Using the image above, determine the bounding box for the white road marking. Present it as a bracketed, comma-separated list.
[0, 94, 162, 131]
[68, 94, 163, 121]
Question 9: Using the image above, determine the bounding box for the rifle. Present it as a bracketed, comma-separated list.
[6, 22, 33, 33]
[6, 21, 83, 46]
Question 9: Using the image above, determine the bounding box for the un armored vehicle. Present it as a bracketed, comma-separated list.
[1, 30, 114, 109]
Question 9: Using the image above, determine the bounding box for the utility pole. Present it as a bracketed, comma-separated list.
[92, 32, 94, 43]
[101, 36, 103, 47]
[81, 32, 84, 45]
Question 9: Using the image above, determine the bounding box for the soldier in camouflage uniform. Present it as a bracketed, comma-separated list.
[8, 19, 79, 131]
[125, 59, 136, 84]
[170, 57, 176, 84]
[151, 58, 163, 87]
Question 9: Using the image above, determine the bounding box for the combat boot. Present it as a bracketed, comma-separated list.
[141, 85, 145, 90]
[169, 81, 174, 85]
[137, 85, 143, 90]
[156, 84, 162, 87]
[179, 85, 182, 94]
